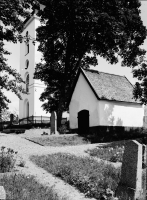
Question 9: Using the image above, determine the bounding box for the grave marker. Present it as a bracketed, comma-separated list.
[116, 140, 146, 200]
[50, 111, 57, 134]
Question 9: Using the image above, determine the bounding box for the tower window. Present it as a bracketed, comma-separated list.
[25, 42, 29, 55]
[25, 60, 29, 69]
[25, 31, 29, 55]
[26, 74, 29, 93]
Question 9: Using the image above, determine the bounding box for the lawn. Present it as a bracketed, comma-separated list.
[0, 173, 67, 200]
[30, 153, 121, 199]
[85, 140, 126, 163]
[27, 134, 90, 146]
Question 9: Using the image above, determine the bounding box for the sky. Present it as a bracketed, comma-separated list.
[3, 1, 147, 113]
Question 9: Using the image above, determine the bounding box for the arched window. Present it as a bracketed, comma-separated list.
[25, 60, 29, 69]
[25, 31, 29, 55]
[26, 74, 29, 93]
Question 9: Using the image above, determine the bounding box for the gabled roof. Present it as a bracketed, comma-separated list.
[69, 68, 141, 105]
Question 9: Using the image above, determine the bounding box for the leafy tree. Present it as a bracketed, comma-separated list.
[0, 0, 38, 116]
[133, 60, 147, 104]
[34, 0, 147, 128]
[1, 108, 18, 121]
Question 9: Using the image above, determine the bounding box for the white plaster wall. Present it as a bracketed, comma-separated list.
[69, 73, 144, 129]
[34, 17, 44, 85]
[98, 100, 144, 127]
[19, 15, 49, 119]
[69, 73, 99, 129]
[33, 17, 49, 117]
[19, 17, 36, 119]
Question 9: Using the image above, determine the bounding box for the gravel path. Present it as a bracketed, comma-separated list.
[0, 132, 102, 200]
[0, 132, 121, 200]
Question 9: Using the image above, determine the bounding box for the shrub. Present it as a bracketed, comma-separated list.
[31, 153, 121, 199]
[0, 146, 17, 173]
[86, 145, 124, 163]
[58, 125, 68, 134]
[17, 157, 26, 167]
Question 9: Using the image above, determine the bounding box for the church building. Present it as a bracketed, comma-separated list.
[19, 9, 49, 119]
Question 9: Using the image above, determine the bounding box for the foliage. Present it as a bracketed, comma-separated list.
[28, 134, 90, 146]
[0, 173, 66, 200]
[34, 0, 147, 126]
[31, 153, 121, 199]
[86, 145, 125, 163]
[58, 124, 68, 134]
[133, 64, 147, 104]
[1, 108, 18, 121]
[0, 0, 39, 111]
[0, 146, 17, 173]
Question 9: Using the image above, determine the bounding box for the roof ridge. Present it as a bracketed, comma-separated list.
[83, 68, 126, 78]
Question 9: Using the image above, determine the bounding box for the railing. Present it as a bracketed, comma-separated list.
[0, 116, 68, 130]
[19, 115, 50, 125]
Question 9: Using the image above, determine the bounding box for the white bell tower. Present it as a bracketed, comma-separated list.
[19, 11, 49, 119]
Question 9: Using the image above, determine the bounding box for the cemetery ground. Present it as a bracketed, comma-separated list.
[0, 130, 142, 200]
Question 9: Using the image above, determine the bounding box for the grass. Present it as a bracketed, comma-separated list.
[0, 173, 67, 200]
[30, 153, 121, 199]
[86, 140, 126, 162]
[28, 134, 90, 146]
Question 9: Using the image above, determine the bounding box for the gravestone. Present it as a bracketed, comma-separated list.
[116, 140, 146, 200]
[0, 186, 6, 199]
[10, 114, 14, 124]
[50, 111, 57, 134]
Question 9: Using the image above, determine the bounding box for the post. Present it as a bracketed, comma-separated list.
[41, 115, 42, 123]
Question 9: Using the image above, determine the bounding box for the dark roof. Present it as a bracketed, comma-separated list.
[68, 68, 140, 104]
[81, 68, 140, 103]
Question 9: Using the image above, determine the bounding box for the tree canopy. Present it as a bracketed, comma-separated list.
[34, 0, 147, 127]
[0, 0, 38, 112]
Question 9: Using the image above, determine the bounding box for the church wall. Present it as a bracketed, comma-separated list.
[19, 15, 50, 119]
[19, 17, 36, 119]
[98, 100, 144, 127]
[69, 72, 144, 129]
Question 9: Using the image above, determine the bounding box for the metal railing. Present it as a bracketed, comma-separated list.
[19, 115, 50, 125]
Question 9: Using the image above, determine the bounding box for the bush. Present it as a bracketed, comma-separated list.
[0, 146, 17, 173]
[58, 124, 68, 134]
[31, 153, 121, 199]
[86, 143, 125, 163]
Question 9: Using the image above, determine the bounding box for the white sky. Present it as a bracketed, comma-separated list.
[3, 1, 147, 113]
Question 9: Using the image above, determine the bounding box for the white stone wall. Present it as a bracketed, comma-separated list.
[19, 15, 49, 119]
[69, 72, 144, 129]
[98, 100, 143, 127]
[69, 73, 98, 129]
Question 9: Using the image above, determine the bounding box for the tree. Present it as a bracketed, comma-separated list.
[1, 108, 18, 121]
[34, 0, 147, 128]
[0, 0, 38, 113]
